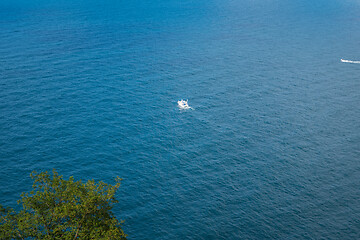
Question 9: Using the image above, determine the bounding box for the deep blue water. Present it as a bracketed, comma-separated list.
[1, 0, 360, 238]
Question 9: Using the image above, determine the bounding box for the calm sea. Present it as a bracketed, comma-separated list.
[1, 0, 360, 238]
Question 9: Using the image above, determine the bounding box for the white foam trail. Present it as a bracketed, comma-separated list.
[341, 59, 360, 64]
[177, 99, 192, 110]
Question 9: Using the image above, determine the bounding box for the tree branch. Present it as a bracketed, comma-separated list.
[73, 223, 82, 240]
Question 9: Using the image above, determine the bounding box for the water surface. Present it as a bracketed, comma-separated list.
[1, 0, 360, 239]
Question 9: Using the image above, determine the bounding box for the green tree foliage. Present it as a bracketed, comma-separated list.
[0, 170, 127, 240]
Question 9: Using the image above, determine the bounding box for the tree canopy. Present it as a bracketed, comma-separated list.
[0, 170, 127, 240]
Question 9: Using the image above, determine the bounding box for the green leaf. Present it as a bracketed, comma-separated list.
[0, 170, 127, 240]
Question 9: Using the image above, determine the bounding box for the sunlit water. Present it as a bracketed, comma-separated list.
[1, 0, 360, 239]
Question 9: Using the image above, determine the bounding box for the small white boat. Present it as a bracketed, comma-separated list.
[177, 99, 191, 110]
[341, 59, 360, 63]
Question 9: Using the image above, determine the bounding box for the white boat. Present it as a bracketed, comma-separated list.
[177, 99, 191, 110]
[341, 59, 360, 63]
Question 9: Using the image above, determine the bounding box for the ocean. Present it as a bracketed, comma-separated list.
[1, 0, 360, 238]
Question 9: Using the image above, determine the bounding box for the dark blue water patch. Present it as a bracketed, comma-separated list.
[1, 0, 360, 239]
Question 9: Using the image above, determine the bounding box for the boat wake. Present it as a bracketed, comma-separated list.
[341, 59, 360, 64]
[177, 99, 192, 110]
